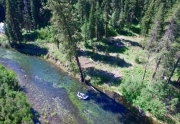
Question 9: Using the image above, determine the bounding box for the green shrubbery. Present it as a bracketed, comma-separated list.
[37, 27, 53, 42]
[0, 65, 33, 123]
[23, 27, 53, 43]
[0, 35, 10, 48]
[120, 75, 179, 120]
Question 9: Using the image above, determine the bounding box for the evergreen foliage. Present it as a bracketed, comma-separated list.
[0, 64, 33, 123]
[5, 0, 23, 43]
[47, 0, 85, 82]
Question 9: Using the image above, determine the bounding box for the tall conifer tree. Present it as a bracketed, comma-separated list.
[5, 0, 22, 44]
[47, 0, 85, 82]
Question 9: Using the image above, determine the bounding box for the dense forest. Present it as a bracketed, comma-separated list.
[0, 0, 180, 123]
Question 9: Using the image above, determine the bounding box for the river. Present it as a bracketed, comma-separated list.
[0, 48, 150, 124]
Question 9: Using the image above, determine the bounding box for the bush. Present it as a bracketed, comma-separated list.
[90, 77, 103, 85]
[36, 27, 53, 43]
[120, 75, 144, 102]
[0, 36, 10, 48]
[108, 26, 118, 36]
[135, 56, 141, 64]
[134, 80, 179, 119]
[0, 64, 33, 123]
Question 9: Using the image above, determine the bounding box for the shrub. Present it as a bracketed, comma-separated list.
[108, 26, 118, 36]
[135, 56, 141, 64]
[0, 64, 33, 123]
[90, 77, 102, 85]
[120, 75, 144, 102]
[36, 27, 53, 43]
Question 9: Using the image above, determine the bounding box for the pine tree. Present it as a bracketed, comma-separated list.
[141, 0, 154, 36]
[77, 0, 86, 23]
[47, 0, 85, 82]
[5, 0, 22, 44]
[167, 5, 180, 83]
[103, 0, 111, 38]
[30, 0, 41, 28]
[142, 3, 164, 83]
[110, 8, 119, 29]
[23, 6, 32, 32]
[151, 17, 176, 82]
[95, 2, 104, 40]
[0, 4, 5, 22]
[88, 3, 96, 42]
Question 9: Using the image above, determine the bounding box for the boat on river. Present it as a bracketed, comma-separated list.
[77, 92, 88, 100]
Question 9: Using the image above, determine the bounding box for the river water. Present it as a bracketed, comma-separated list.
[0, 48, 146, 124]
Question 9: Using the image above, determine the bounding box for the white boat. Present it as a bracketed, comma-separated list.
[77, 92, 88, 100]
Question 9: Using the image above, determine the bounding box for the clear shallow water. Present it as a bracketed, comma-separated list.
[0, 48, 141, 124]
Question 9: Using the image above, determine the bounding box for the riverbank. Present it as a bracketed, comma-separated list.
[0, 33, 173, 124]
[0, 39, 165, 124]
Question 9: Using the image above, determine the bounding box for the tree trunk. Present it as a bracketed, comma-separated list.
[75, 55, 85, 82]
[142, 53, 150, 83]
[177, 76, 180, 83]
[151, 56, 162, 81]
[96, 22, 99, 40]
[105, 21, 108, 38]
[60, 7, 85, 83]
[167, 57, 180, 83]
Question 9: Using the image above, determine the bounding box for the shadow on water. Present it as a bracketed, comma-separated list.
[85, 85, 156, 124]
[87, 89, 126, 113]
[31, 108, 41, 124]
[78, 50, 132, 68]
[13, 43, 48, 56]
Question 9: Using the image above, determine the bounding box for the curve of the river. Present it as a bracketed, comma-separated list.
[0, 48, 145, 124]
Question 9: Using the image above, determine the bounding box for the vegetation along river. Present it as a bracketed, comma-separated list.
[0, 47, 153, 124]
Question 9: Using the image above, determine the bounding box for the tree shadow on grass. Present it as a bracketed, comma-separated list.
[86, 67, 121, 86]
[102, 36, 142, 48]
[14, 43, 48, 56]
[23, 31, 39, 42]
[116, 29, 135, 36]
[31, 108, 41, 124]
[86, 39, 128, 54]
[130, 26, 141, 34]
[96, 44, 128, 54]
[170, 81, 180, 92]
[121, 39, 142, 48]
[78, 50, 132, 68]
